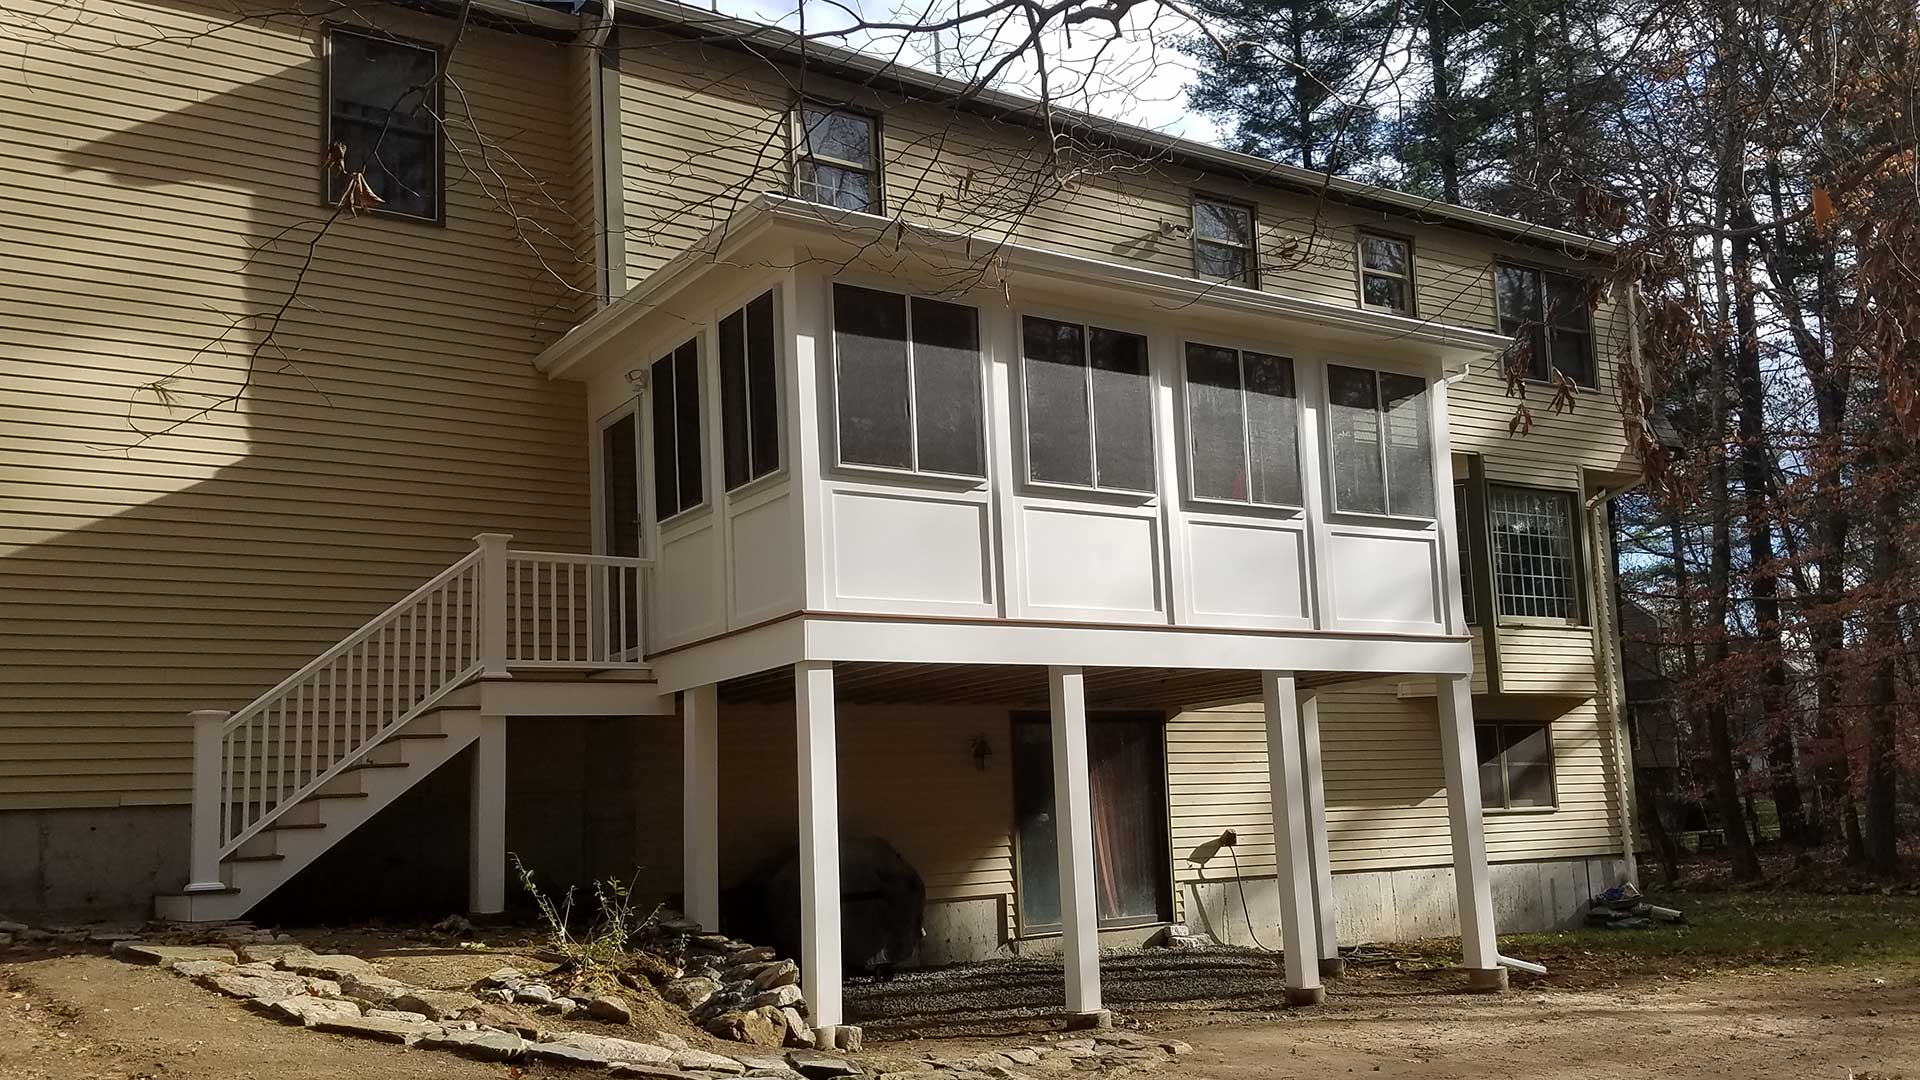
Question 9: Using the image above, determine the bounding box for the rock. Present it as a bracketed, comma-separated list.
[239, 943, 316, 965]
[513, 983, 556, 1006]
[654, 1030, 693, 1052]
[731, 946, 779, 964]
[1002, 1049, 1042, 1066]
[470, 1003, 545, 1040]
[735, 1053, 804, 1079]
[339, 972, 412, 1006]
[111, 941, 238, 966]
[787, 1050, 863, 1079]
[0, 934, 12, 947]
[367, 1009, 431, 1023]
[831, 1026, 862, 1054]
[628, 953, 683, 984]
[313, 1014, 438, 1045]
[202, 971, 311, 1004]
[478, 966, 527, 989]
[481, 988, 514, 1004]
[544, 1032, 676, 1065]
[87, 929, 142, 944]
[664, 977, 723, 1010]
[0, 920, 27, 934]
[280, 953, 379, 980]
[584, 994, 634, 1024]
[739, 961, 800, 991]
[269, 994, 363, 1027]
[708, 1006, 788, 1048]
[610, 1065, 703, 1080]
[169, 959, 235, 979]
[393, 989, 481, 1021]
[1157, 1040, 1191, 1056]
[434, 914, 475, 936]
[549, 997, 580, 1019]
[780, 1007, 814, 1048]
[675, 1048, 750, 1074]
[421, 1026, 528, 1062]
[753, 984, 805, 1010]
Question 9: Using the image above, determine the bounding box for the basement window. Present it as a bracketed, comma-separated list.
[1325, 365, 1434, 518]
[651, 337, 704, 521]
[1477, 722, 1556, 809]
[1021, 317, 1155, 492]
[324, 27, 442, 221]
[720, 290, 781, 490]
[831, 284, 985, 477]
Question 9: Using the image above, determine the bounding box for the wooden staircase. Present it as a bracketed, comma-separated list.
[154, 534, 668, 922]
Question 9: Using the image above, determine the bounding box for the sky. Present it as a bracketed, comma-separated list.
[708, 0, 1229, 145]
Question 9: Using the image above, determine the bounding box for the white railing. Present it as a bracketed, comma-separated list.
[506, 550, 650, 667]
[183, 533, 652, 893]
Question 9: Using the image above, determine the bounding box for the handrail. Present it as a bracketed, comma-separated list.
[184, 533, 656, 890]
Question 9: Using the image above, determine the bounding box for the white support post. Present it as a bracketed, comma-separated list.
[1436, 673, 1506, 991]
[469, 712, 508, 914]
[185, 709, 231, 893]
[475, 533, 512, 678]
[1298, 692, 1342, 977]
[1047, 665, 1105, 1022]
[1263, 671, 1325, 1005]
[795, 661, 843, 1034]
[682, 684, 721, 931]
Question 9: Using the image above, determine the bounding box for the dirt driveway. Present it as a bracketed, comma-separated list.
[4, 947, 1915, 1080]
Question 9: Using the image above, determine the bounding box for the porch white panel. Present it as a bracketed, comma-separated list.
[1324, 526, 1444, 632]
[1182, 516, 1313, 627]
[729, 484, 803, 625]
[826, 485, 995, 612]
[1017, 503, 1163, 620]
[657, 515, 726, 648]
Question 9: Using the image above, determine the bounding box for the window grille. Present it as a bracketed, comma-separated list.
[1489, 485, 1579, 620]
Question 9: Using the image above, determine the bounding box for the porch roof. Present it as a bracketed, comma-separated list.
[532, 194, 1516, 381]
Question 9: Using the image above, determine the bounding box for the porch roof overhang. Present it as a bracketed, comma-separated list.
[533, 194, 1516, 382]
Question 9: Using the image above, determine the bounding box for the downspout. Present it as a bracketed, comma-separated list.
[581, 0, 625, 307]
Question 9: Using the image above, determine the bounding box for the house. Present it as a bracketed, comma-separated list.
[0, 0, 1644, 1033]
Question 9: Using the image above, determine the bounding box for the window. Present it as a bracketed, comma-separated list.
[794, 105, 879, 213]
[1183, 343, 1301, 505]
[1325, 365, 1434, 517]
[1192, 196, 1256, 285]
[1477, 722, 1556, 809]
[1359, 233, 1413, 315]
[831, 284, 985, 476]
[650, 338, 703, 520]
[720, 290, 780, 490]
[1489, 485, 1581, 621]
[1454, 480, 1476, 624]
[1496, 264, 1595, 386]
[1022, 317, 1154, 492]
[325, 28, 441, 221]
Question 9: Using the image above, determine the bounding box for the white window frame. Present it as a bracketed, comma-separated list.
[791, 103, 882, 214]
[1320, 360, 1438, 522]
[825, 279, 989, 483]
[717, 287, 787, 494]
[1014, 308, 1160, 498]
[1357, 230, 1414, 316]
[649, 335, 709, 526]
[1191, 193, 1258, 287]
[1177, 338, 1306, 511]
[323, 25, 444, 224]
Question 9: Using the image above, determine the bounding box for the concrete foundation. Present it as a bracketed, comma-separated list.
[1185, 856, 1629, 947]
[918, 896, 1007, 966]
[0, 805, 188, 921]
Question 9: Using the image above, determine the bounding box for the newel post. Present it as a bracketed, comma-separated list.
[475, 532, 512, 677]
[185, 709, 231, 893]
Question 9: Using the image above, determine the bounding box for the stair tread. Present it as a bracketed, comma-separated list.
[344, 761, 410, 771]
[305, 791, 368, 801]
[225, 853, 285, 863]
[157, 886, 243, 897]
[263, 821, 327, 831]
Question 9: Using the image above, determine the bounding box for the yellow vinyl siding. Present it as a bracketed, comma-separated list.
[0, 0, 591, 810]
[1168, 690, 1627, 883]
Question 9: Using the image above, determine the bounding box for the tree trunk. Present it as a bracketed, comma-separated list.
[1729, 213, 1807, 845]
[1421, 0, 1461, 203]
[1864, 438, 1902, 874]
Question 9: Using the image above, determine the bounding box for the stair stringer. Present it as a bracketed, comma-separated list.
[154, 710, 483, 922]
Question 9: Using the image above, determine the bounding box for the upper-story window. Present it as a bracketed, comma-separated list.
[651, 337, 704, 521]
[1496, 264, 1595, 386]
[325, 28, 441, 221]
[1326, 365, 1434, 518]
[831, 284, 985, 476]
[794, 105, 880, 213]
[720, 290, 781, 490]
[1192, 196, 1257, 286]
[1488, 485, 1582, 621]
[1183, 343, 1301, 506]
[1358, 232, 1413, 315]
[1022, 317, 1155, 492]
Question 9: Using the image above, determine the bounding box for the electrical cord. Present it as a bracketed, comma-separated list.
[1225, 840, 1278, 954]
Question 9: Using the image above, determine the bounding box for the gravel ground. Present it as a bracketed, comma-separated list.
[847, 946, 1296, 1037]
